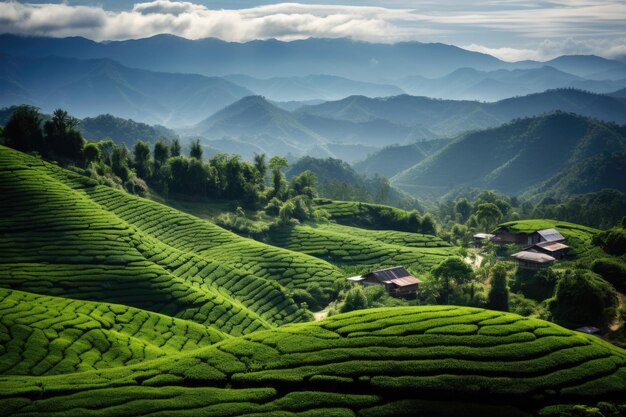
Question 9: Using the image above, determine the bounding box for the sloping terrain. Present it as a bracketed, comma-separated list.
[0, 145, 347, 336]
[268, 223, 455, 272]
[0, 288, 226, 376]
[392, 112, 626, 197]
[1, 306, 625, 416]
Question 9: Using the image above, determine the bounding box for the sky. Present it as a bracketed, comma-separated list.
[1, 0, 625, 61]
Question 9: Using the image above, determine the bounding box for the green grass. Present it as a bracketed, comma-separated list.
[0, 306, 624, 416]
[268, 223, 456, 273]
[0, 288, 226, 376]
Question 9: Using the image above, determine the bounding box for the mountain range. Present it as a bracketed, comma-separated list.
[389, 112, 626, 199]
[0, 54, 252, 127]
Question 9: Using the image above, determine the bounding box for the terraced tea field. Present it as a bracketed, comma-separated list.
[1, 306, 625, 416]
[0, 145, 348, 335]
[268, 223, 456, 272]
[0, 288, 226, 376]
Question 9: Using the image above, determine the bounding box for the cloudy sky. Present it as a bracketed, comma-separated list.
[2, 0, 625, 61]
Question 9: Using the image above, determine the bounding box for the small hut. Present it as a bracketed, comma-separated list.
[511, 251, 556, 270]
[347, 266, 421, 297]
[528, 241, 570, 259]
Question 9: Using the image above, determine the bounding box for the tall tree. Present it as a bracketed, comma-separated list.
[44, 109, 83, 160]
[3, 105, 44, 152]
[154, 140, 170, 171]
[190, 139, 203, 160]
[253, 153, 267, 188]
[476, 202, 503, 231]
[431, 257, 474, 305]
[488, 262, 509, 311]
[170, 138, 182, 157]
[269, 156, 289, 200]
[133, 140, 151, 178]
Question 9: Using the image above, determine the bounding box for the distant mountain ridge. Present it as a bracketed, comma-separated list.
[297, 89, 626, 137]
[0, 53, 253, 126]
[391, 112, 626, 198]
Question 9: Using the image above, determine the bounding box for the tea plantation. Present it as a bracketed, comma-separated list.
[1, 306, 625, 416]
[0, 145, 348, 335]
[268, 223, 456, 271]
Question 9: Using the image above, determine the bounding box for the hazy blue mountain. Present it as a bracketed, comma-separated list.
[609, 88, 626, 98]
[297, 89, 626, 137]
[0, 53, 253, 127]
[541, 55, 626, 78]
[272, 99, 325, 112]
[398, 66, 626, 101]
[353, 141, 450, 178]
[0, 34, 509, 80]
[392, 112, 626, 197]
[187, 95, 331, 159]
[78, 114, 177, 146]
[224, 74, 405, 101]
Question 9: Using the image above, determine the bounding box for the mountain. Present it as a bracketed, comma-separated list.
[224, 74, 405, 101]
[526, 151, 626, 200]
[0, 34, 509, 80]
[396, 66, 625, 102]
[542, 55, 626, 78]
[0, 53, 253, 127]
[297, 89, 626, 138]
[609, 87, 626, 98]
[78, 114, 177, 145]
[353, 141, 449, 178]
[188, 95, 330, 159]
[391, 112, 626, 197]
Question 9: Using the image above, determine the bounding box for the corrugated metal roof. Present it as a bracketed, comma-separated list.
[384, 276, 421, 287]
[366, 266, 411, 281]
[535, 242, 569, 252]
[511, 251, 556, 263]
[537, 228, 565, 242]
[473, 233, 495, 239]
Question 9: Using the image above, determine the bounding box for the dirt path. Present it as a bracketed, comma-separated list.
[463, 251, 484, 271]
[609, 293, 625, 331]
[313, 310, 329, 321]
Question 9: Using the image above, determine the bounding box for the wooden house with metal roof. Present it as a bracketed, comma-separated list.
[347, 266, 421, 297]
[511, 251, 556, 270]
[527, 241, 570, 259]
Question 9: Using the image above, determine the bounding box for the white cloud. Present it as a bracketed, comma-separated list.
[0, 1, 623, 60]
[465, 38, 626, 61]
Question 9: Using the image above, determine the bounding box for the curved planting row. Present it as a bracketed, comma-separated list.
[87, 185, 344, 291]
[268, 224, 456, 272]
[0, 146, 326, 335]
[317, 223, 450, 248]
[0, 288, 226, 376]
[1, 306, 624, 416]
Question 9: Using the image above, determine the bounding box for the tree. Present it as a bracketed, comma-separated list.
[269, 156, 289, 200]
[170, 138, 181, 157]
[488, 262, 509, 311]
[3, 105, 44, 152]
[341, 287, 368, 313]
[431, 257, 474, 305]
[111, 144, 131, 181]
[419, 213, 437, 235]
[279, 200, 295, 224]
[133, 140, 151, 178]
[455, 198, 471, 223]
[83, 143, 101, 165]
[475, 202, 503, 230]
[549, 269, 617, 329]
[44, 109, 83, 160]
[154, 140, 170, 171]
[190, 139, 203, 160]
[253, 153, 267, 188]
[291, 170, 317, 199]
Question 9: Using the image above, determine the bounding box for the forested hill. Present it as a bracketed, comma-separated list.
[78, 114, 177, 145]
[392, 112, 626, 198]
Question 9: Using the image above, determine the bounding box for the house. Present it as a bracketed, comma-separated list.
[473, 233, 494, 247]
[511, 251, 556, 270]
[492, 226, 566, 246]
[491, 226, 529, 245]
[347, 266, 421, 297]
[527, 241, 570, 259]
[528, 228, 565, 245]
